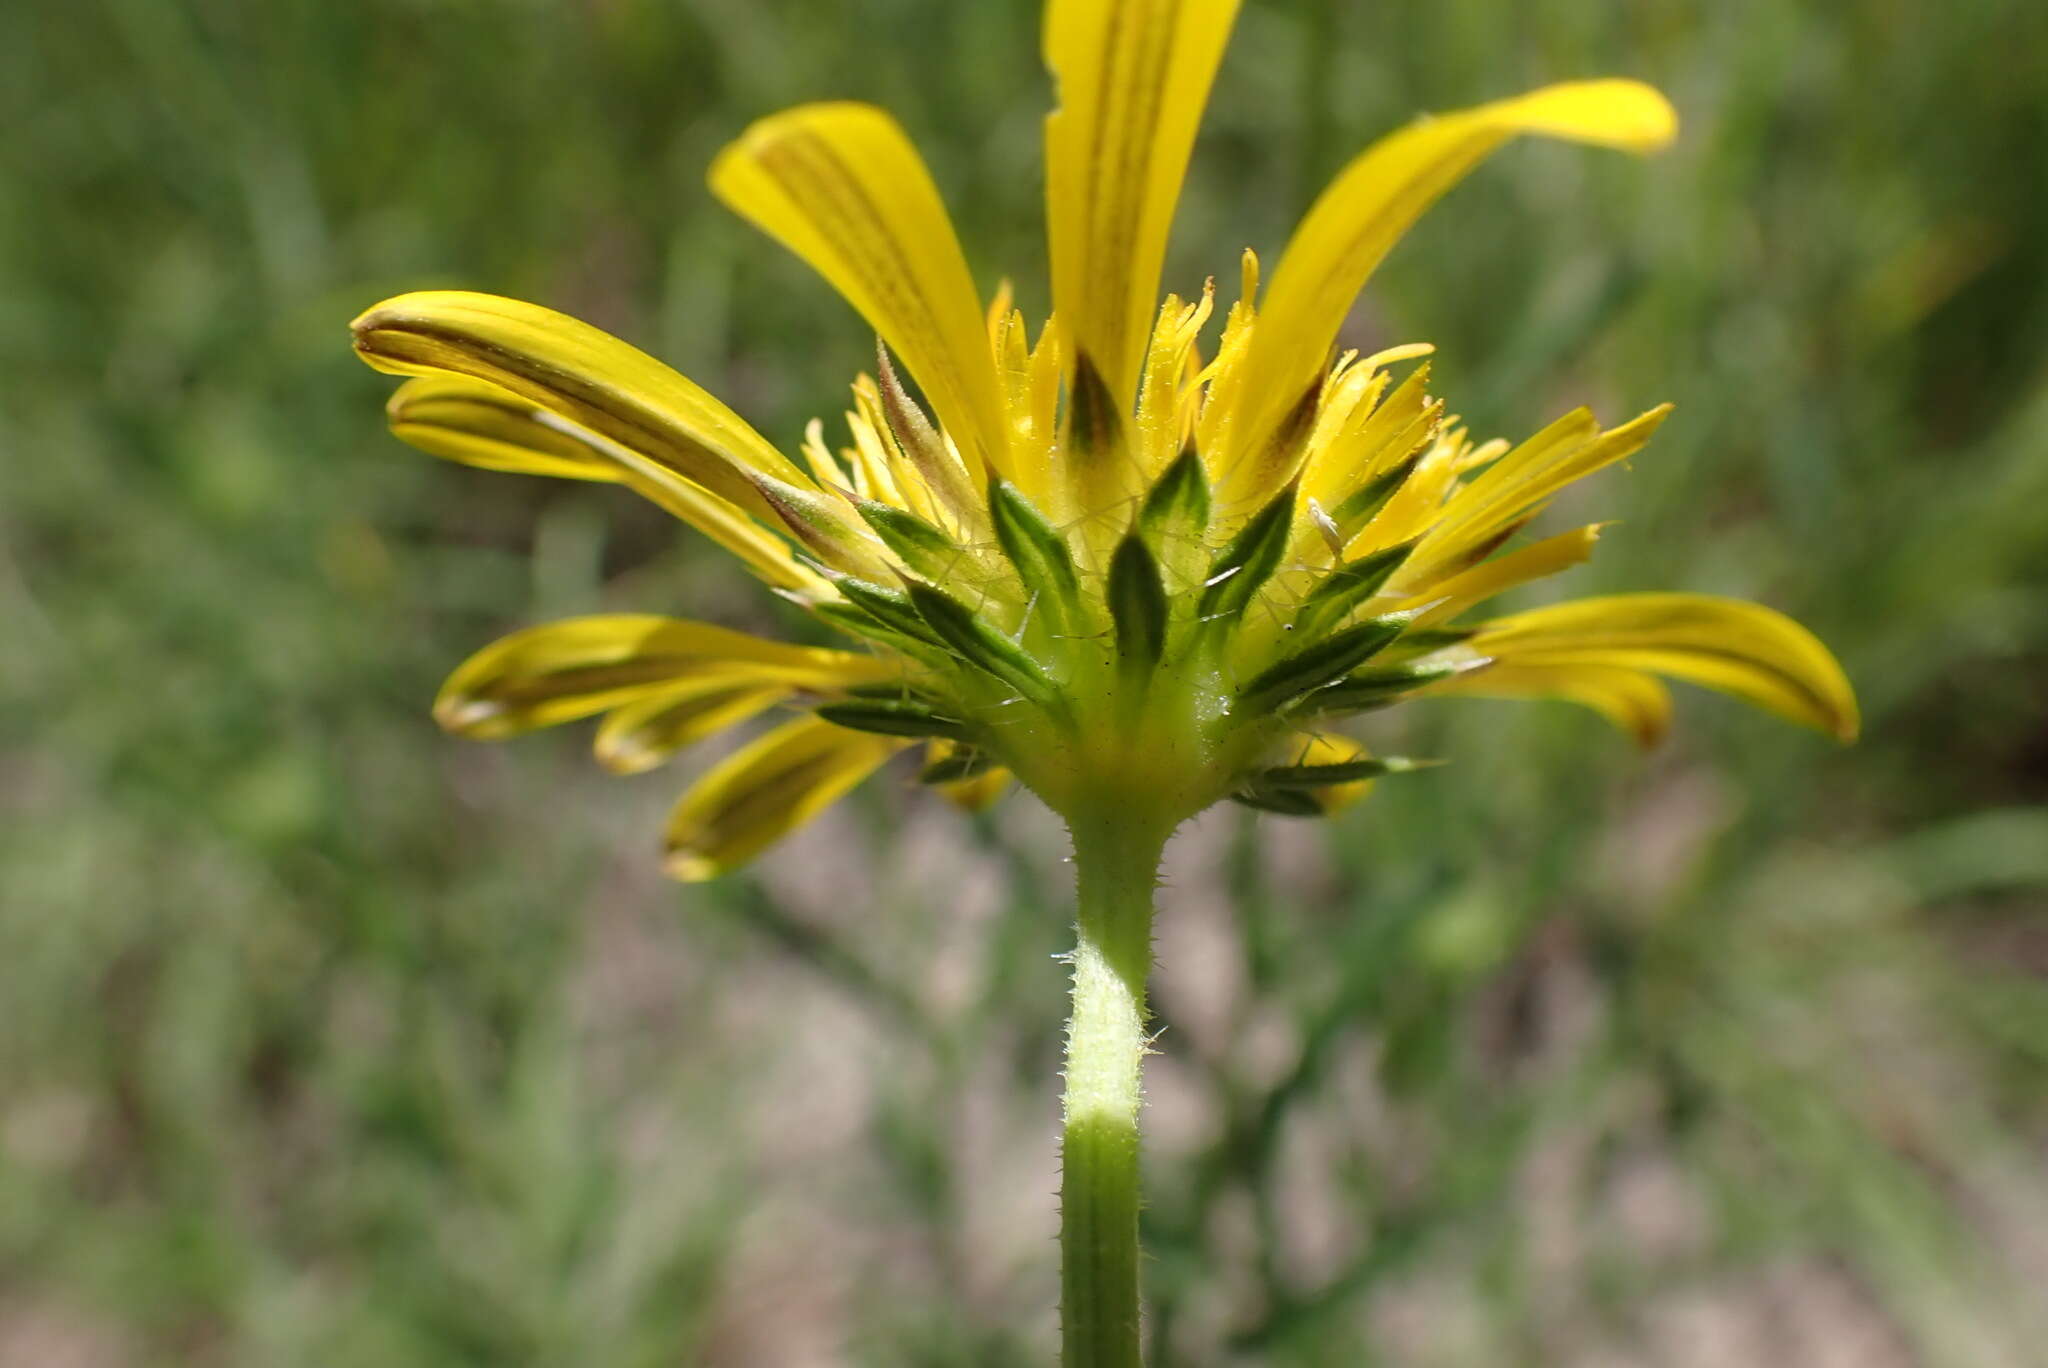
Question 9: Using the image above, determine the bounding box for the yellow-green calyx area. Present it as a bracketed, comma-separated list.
[802, 326, 1464, 833]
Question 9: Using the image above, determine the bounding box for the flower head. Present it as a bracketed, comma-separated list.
[352, 1, 1855, 879]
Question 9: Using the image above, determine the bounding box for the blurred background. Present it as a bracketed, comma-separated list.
[4, 1, 2046, 1363]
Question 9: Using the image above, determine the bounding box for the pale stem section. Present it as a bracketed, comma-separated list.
[1061, 812, 1171, 1368]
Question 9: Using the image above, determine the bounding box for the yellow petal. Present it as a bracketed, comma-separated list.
[802, 417, 853, 489]
[435, 615, 893, 740]
[1044, 0, 1242, 401]
[1409, 405, 1670, 576]
[1312, 362, 1438, 520]
[1424, 660, 1673, 747]
[992, 308, 1042, 498]
[920, 738, 1014, 812]
[938, 767, 1013, 812]
[664, 713, 902, 881]
[1435, 406, 1597, 502]
[594, 679, 790, 776]
[709, 103, 1009, 481]
[1402, 523, 1606, 623]
[940, 769, 1013, 812]
[847, 378, 924, 516]
[1227, 79, 1676, 471]
[1135, 285, 1216, 481]
[1285, 731, 1380, 812]
[1471, 593, 1858, 740]
[385, 376, 824, 594]
[1025, 314, 1068, 500]
[1291, 342, 1438, 505]
[1346, 413, 1458, 556]
[985, 279, 1016, 343]
[386, 376, 622, 482]
[352, 291, 807, 521]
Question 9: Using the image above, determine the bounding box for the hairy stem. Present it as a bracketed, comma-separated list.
[1061, 812, 1171, 1367]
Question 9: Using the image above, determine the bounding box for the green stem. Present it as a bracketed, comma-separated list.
[1061, 812, 1171, 1368]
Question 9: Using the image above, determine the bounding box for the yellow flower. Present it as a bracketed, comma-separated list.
[351, 2, 1855, 881]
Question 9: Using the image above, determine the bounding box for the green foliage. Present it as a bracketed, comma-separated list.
[2, 0, 2044, 1363]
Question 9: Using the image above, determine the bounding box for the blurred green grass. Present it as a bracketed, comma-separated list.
[2, 0, 2045, 1363]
